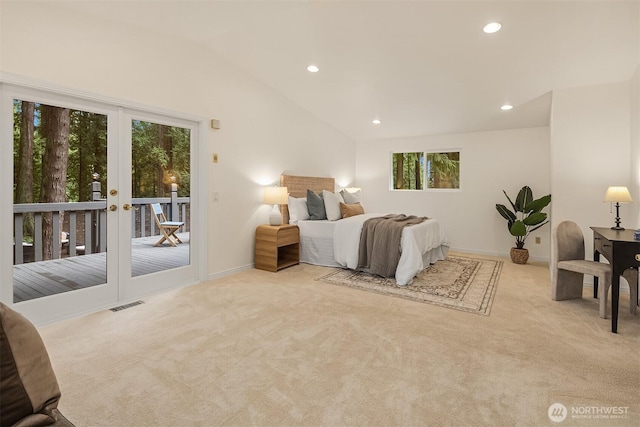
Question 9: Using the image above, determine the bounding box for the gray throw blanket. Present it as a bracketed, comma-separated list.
[357, 214, 427, 278]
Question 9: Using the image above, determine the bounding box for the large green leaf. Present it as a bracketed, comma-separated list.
[514, 186, 533, 212]
[510, 220, 526, 236]
[502, 190, 517, 212]
[523, 212, 547, 226]
[496, 204, 516, 222]
[525, 194, 551, 213]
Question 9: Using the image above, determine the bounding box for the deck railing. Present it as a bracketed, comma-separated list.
[13, 195, 190, 265]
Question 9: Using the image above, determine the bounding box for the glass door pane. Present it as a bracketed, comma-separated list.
[130, 119, 190, 277]
[12, 99, 108, 302]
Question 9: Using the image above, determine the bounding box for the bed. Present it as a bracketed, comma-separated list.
[280, 175, 449, 285]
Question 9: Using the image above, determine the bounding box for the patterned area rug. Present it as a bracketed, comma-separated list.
[316, 255, 503, 315]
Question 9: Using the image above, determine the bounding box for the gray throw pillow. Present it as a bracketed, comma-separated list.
[306, 189, 327, 220]
[340, 189, 361, 204]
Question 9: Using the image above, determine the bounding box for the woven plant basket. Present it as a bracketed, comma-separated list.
[510, 248, 529, 264]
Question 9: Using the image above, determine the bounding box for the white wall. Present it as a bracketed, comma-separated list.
[630, 66, 640, 229]
[0, 2, 356, 277]
[550, 81, 631, 255]
[355, 127, 552, 260]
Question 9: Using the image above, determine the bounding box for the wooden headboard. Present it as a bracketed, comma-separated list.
[280, 175, 335, 224]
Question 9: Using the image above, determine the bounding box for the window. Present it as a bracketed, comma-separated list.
[426, 151, 460, 189]
[391, 150, 461, 191]
[391, 152, 425, 190]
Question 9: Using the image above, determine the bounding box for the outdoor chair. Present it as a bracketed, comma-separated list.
[150, 203, 184, 247]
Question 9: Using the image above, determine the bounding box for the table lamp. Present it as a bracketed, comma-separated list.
[603, 186, 633, 230]
[263, 186, 288, 225]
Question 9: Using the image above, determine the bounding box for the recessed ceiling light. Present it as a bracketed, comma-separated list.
[307, 65, 319, 73]
[483, 22, 502, 34]
[372, 119, 381, 125]
[501, 104, 513, 111]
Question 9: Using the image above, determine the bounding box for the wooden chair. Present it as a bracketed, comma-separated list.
[150, 203, 184, 247]
[552, 220, 637, 319]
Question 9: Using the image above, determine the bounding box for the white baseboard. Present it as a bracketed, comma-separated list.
[449, 247, 549, 264]
[207, 264, 254, 281]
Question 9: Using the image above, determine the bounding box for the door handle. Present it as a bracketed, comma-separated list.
[122, 204, 138, 211]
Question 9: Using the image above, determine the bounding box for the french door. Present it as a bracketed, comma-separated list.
[119, 109, 198, 301]
[1, 84, 201, 324]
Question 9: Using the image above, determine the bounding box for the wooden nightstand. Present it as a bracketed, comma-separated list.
[255, 224, 300, 272]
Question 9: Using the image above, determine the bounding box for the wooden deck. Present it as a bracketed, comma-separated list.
[13, 233, 190, 303]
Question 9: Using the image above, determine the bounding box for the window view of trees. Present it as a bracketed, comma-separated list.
[13, 100, 191, 261]
[392, 152, 425, 190]
[13, 100, 107, 205]
[13, 100, 107, 259]
[131, 120, 190, 198]
[426, 152, 460, 189]
[391, 151, 461, 191]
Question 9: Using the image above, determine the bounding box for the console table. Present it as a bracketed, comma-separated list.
[591, 227, 640, 333]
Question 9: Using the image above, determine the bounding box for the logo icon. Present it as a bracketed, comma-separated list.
[548, 403, 568, 423]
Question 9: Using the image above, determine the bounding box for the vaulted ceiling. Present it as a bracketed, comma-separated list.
[54, 1, 639, 140]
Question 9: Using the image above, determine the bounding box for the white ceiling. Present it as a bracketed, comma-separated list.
[54, 0, 639, 141]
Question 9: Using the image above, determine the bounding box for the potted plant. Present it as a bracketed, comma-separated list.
[496, 186, 551, 264]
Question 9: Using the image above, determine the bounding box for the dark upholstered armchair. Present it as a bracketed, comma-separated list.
[0, 302, 75, 427]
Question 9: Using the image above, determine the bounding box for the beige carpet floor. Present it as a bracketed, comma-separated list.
[40, 252, 640, 426]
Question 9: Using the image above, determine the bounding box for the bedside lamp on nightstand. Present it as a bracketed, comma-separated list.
[263, 186, 288, 225]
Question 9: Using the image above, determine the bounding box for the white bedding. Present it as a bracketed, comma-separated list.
[298, 220, 340, 267]
[299, 213, 449, 285]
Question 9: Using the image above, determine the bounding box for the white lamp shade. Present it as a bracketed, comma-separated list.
[263, 186, 288, 205]
[604, 186, 633, 203]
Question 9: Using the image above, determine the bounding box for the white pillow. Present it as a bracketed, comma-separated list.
[288, 196, 309, 224]
[340, 189, 362, 204]
[322, 190, 344, 221]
